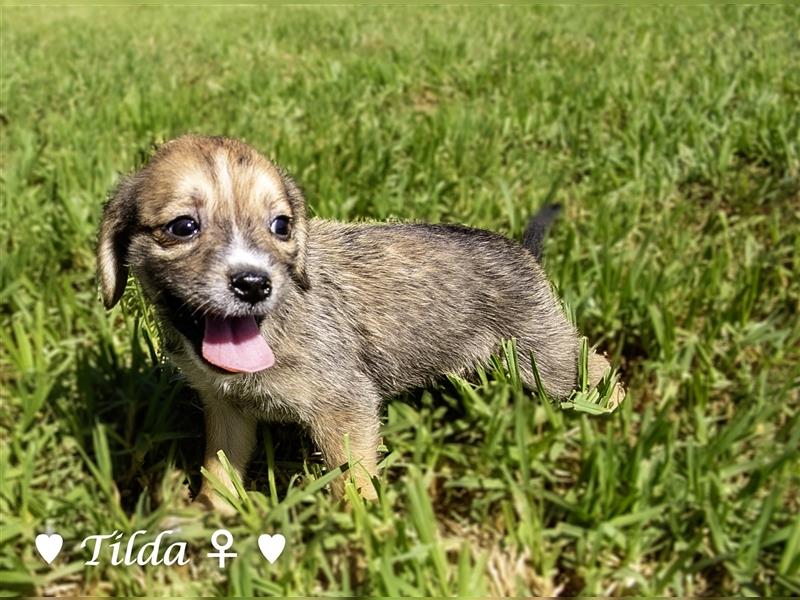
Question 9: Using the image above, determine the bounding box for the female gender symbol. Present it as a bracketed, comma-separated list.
[207, 529, 237, 568]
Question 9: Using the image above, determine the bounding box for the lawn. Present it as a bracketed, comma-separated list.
[1, 5, 798, 597]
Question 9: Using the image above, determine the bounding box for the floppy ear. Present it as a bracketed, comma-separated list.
[96, 175, 139, 308]
[279, 169, 310, 290]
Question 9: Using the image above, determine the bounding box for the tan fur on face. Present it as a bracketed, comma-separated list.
[98, 136, 308, 315]
[138, 137, 293, 236]
[97, 135, 624, 514]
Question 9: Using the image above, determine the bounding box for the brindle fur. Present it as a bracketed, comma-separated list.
[97, 135, 624, 514]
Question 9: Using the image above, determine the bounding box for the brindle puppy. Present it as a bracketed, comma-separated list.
[97, 135, 624, 514]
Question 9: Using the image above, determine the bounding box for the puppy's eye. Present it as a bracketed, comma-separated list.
[165, 216, 200, 238]
[270, 215, 291, 239]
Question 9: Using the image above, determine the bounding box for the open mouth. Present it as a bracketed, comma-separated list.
[161, 290, 275, 374]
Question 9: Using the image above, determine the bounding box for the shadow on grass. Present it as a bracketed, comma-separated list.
[50, 331, 204, 513]
[57, 329, 326, 513]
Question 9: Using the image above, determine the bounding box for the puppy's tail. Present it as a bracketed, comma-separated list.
[522, 203, 562, 262]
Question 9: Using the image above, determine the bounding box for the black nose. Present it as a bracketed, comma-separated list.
[230, 271, 271, 304]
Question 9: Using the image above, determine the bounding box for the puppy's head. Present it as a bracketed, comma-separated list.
[97, 135, 308, 374]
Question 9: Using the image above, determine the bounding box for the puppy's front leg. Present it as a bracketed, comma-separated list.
[310, 405, 380, 501]
[195, 396, 257, 515]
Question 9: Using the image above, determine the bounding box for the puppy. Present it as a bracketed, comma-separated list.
[97, 135, 624, 514]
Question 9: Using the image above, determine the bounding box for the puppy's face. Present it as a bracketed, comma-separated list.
[97, 136, 308, 374]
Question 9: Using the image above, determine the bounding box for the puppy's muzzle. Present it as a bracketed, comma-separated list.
[230, 271, 271, 304]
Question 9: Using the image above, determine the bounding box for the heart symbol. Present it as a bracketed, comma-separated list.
[35, 533, 63, 564]
[257, 534, 285, 564]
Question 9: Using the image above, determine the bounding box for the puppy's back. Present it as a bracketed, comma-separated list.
[304, 219, 577, 394]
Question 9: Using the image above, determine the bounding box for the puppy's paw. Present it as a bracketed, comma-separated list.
[194, 490, 238, 518]
[587, 350, 626, 411]
[355, 478, 378, 501]
[588, 351, 613, 386]
[607, 381, 626, 411]
[330, 472, 379, 502]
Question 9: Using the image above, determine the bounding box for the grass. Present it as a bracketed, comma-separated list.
[2, 5, 799, 596]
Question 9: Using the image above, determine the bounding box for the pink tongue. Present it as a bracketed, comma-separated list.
[202, 316, 275, 373]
